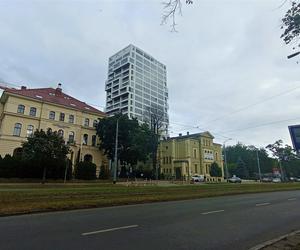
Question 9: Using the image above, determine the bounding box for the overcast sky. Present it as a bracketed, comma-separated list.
[0, 0, 299, 148]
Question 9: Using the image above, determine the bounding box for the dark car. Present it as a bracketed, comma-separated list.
[227, 176, 242, 183]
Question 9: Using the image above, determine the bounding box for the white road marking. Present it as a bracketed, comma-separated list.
[288, 198, 297, 201]
[255, 202, 270, 207]
[82, 224, 139, 236]
[201, 210, 225, 215]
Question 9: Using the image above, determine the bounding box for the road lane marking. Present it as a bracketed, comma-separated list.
[288, 198, 297, 201]
[255, 202, 270, 207]
[82, 225, 138, 236]
[201, 210, 224, 215]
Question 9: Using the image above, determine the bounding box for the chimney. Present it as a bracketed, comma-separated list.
[187, 131, 189, 135]
[56, 83, 62, 95]
[179, 133, 182, 137]
[21, 86, 27, 90]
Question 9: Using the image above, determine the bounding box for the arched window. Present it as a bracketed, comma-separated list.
[84, 154, 93, 163]
[84, 118, 89, 127]
[29, 107, 37, 116]
[13, 123, 22, 136]
[17, 104, 25, 114]
[68, 131, 75, 143]
[93, 120, 98, 128]
[49, 111, 55, 120]
[92, 135, 97, 146]
[83, 134, 88, 145]
[26, 125, 34, 137]
[58, 129, 64, 137]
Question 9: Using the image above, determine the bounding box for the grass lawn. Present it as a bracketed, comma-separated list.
[0, 182, 300, 216]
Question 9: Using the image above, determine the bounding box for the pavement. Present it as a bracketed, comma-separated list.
[0, 190, 300, 250]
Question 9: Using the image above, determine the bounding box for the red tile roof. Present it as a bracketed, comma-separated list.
[2, 86, 105, 116]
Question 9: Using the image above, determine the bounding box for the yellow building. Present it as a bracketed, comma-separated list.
[0, 84, 108, 174]
[159, 132, 224, 182]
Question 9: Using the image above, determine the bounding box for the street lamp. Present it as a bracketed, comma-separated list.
[223, 138, 232, 180]
[255, 147, 262, 182]
[113, 111, 122, 184]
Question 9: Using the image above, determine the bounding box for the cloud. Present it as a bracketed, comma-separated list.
[0, 0, 298, 148]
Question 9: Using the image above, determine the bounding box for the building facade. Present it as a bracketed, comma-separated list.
[0, 84, 108, 173]
[105, 44, 169, 136]
[159, 132, 224, 181]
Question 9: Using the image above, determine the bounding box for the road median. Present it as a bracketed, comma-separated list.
[1, 182, 300, 216]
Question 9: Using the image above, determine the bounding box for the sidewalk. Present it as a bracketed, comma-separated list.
[250, 230, 300, 250]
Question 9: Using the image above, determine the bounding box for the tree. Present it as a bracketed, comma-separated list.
[266, 140, 300, 179]
[281, 1, 300, 59]
[22, 129, 70, 183]
[161, 0, 194, 31]
[225, 143, 274, 178]
[235, 157, 249, 179]
[144, 103, 167, 179]
[210, 162, 222, 177]
[75, 161, 97, 180]
[96, 114, 154, 173]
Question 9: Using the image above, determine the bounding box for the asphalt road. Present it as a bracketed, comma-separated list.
[1, 190, 300, 250]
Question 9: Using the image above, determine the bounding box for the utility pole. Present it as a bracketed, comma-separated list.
[256, 149, 262, 181]
[279, 160, 285, 182]
[223, 138, 232, 180]
[113, 116, 119, 184]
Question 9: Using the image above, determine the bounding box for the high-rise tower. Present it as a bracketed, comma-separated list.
[105, 44, 169, 136]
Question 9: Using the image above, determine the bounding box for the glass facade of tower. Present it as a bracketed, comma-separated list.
[105, 44, 169, 135]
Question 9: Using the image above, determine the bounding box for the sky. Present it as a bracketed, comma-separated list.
[0, 0, 299, 148]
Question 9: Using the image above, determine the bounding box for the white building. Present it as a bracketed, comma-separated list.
[105, 44, 169, 136]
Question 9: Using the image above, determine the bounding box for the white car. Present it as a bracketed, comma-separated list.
[272, 178, 281, 183]
[191, 174, 204, 183]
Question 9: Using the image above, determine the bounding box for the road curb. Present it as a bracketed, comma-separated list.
[249, 230, 300, 250]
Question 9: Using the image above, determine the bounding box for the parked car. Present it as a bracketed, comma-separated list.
[272, 178, 281, 183]
[227, 176, 242, 183]
[262, 177, 272, 182]
[191, 174, 204, 183]
[295, 177, 300, 182]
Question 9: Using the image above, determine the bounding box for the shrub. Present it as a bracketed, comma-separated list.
[99, 165, 110, 179]
[75, 161, 97, 180]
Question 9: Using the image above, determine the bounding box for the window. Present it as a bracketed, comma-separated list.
[68, 131, 75, 143]
[58, 129, 64, 137]
[13, 123, 22, 136]
[83, 134, 88, 145]
[193, 149, 197, 158]
[93, 120, 98, 128]
[92, 135, 97, 146]
[169, 156, 171, 164]
[69, 115, 74, 123]
[17, 104, 25, 114]
[84, 118, 89, 127]
[26, 125, 34, 137]
[29, 107, 37, 116]
[49, 111, 55, 120]
[59, 113, 65, 122]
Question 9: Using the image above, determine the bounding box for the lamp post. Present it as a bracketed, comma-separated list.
[256, 148, 262, 182]
[223, 138, 232, 180]
[113, 111, 122, 184]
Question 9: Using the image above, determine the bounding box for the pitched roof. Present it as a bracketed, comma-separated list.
[1, 86, 105, 116]
[169, 132, 215, 140]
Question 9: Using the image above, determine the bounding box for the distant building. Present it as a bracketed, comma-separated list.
[105, 44, 169, 136]
[0, 84, 108, 174]
[159, 132, 224, 181]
